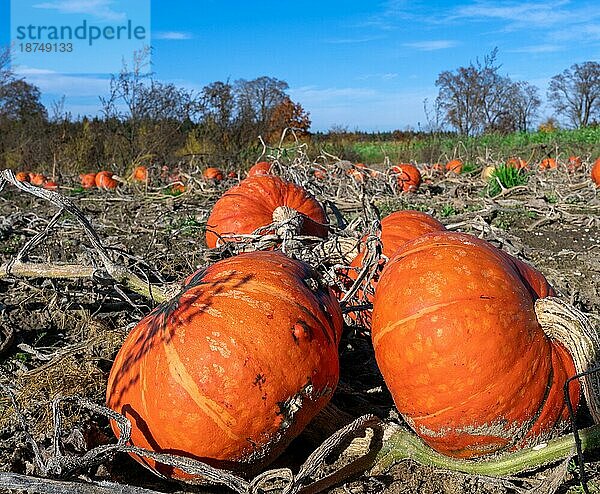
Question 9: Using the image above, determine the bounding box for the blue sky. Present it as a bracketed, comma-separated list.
[1, 0, 599, 131]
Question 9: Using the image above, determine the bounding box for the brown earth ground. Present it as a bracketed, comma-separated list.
[0, 159, 598, 493]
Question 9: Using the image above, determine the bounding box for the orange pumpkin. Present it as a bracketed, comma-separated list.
[591, 157, 600, 186]
[567, 155, 582, 173]
[95, 171, 118, 190]
[43, 180, 58, 190]
[445, 159, 463, 174]
[106, 251, 342, 479]
[539, 158, 557, 170]
[203, 167, 224, 181]
[227, 171, 237, 179]
[389, 164, 421, 192]
[507, 157, 528, 170]
[29, 173, 46, 186]
[371, 231, 580, 459]
[80, 173, 97, 189]
[248, 162, 273, 177]
[205, 176, 328, 248]
[132, 165, 149, 182]
[345, 210, 446, 326]
[15, 171, 30, 182]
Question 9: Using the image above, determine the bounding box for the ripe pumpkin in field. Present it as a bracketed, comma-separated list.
[371, 231, 580, 459]
[507, 157, 528, 170]
[445, 159, 463, 174]
[248, 161, 273, 177]
[313, 167, 327, 180]
[43, 180, 58, 190]
[344, 210, 446, 326]
[106, 251, 342, 480]
[15, 171, 30, 182]
[203, 167, 224, 181]
[133, 165, 149, 182]
[29, 173, 46, 186]
[80, 173, 97, 189]
[205, 176, 328, 248]
[539, 158, 557, 170]
[592, 157, 600, 186]
[95, 171, 118, 189]
[389, 164, 421, 192]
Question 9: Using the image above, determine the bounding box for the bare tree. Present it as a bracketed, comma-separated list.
[510, 82, 541, 132]
[435, 49, 532, 135]
[548, 61, 600, 127]
[235, 76, 289, 136]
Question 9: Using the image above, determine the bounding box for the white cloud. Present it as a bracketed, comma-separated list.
[357, 73, 399, 81]
[325, 35, 385, 44]
[154, 31, 194, 40]
[33, 0, 126, 22]
[403, 40, 459, 51]
[508, 44, 563, 54]
[17, 68, 111, 97]
[452, 0, 600, 39]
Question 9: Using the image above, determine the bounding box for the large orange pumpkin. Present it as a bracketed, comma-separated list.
[592, 157, 600, 186]
[95, 171, 118, 189]
[344, 211, 446, 326]
[203, 167, 224, 181]
[248, 162, 273, 177]
[106, 251, 342, 479]
[371, 231, 580, 458]
[389, 164, 421, 192]
[205, 176, 328, 248]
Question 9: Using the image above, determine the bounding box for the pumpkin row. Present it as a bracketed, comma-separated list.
[106, 173, 585, 482]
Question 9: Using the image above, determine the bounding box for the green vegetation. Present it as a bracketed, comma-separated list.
[342, 127, 600, 165]
[486, 165, 529, 197]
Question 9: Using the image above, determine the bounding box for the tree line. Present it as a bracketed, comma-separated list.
[431, 48, 600, 135]
[0, 48, 310, 173]
[0, 45, 598, 173]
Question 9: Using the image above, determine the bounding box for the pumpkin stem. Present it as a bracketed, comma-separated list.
[370, 421, 600, 477]
[535, 297, 600, 422]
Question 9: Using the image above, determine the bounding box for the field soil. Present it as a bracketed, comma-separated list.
[0, 162, 598, 494]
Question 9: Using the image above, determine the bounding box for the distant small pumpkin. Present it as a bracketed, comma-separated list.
[95, 171, 118, 190]
[43, 180, 59, 190]
[203, 167, 224, 181]
[389, 164, 421, 192]
[80, 173, 97, 189]
[29, 173, 46, 186]
[539, 158, 557, 170]
[132, 165, 149, 182]
[445, 159, 463, 174]
[15, 171, 30, 182]
[507, 157, 528, 170]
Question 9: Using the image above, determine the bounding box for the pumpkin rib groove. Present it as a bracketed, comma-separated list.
[372, 299, 463, 348]
[162, 338, 240, 440]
